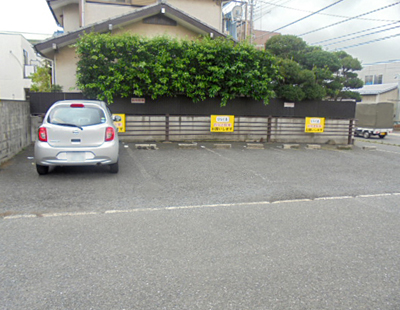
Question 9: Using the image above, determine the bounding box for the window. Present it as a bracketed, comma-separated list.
[365, 74, 383, 85]
[23, 50, 35, 78]
[49, 107, 106, 126]
[365, 75, 373, 85]
[23, 50, 28, 65]
[375, 74, 383, 84]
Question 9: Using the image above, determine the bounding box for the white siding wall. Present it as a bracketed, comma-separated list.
[0, 34, 40, 100]
[64, 4, 81, 32]
[357, 62, 400, 84]
[84, 2, 137, 26]
[54, 46, 79, 92]
[169, 0, 222, 30]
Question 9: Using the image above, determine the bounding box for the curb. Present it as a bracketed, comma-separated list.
[283, 144, 300, 149]
[178, 143, 198, 149]
[306, 144, 321, 150]
[135, 144, 158, 150]
[246, 143, 264, 150]
[214, 144, 232, 149]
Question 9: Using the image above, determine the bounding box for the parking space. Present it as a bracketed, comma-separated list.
[1, 140, 400, 217]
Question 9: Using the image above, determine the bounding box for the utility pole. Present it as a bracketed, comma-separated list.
[244, 1, 248, 41]
[250, 0, 254, 44]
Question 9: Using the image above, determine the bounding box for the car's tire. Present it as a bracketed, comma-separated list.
[379, 134, 386, 139]
[363, 131, 370, 139]
[36, 164, 49, 175]
[109, 161, 119, 174]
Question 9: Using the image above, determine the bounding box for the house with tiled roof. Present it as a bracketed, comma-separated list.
[355, 83, 398, 103]
[35, 0, 227, 92]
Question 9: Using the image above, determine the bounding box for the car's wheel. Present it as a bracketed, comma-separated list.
[36, 164, 49, 175]
[363, 131, 370, 139]
[379, 134, 386, 139]
[109, 161, 119, 174]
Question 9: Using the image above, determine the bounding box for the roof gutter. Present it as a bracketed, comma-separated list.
[47, 0, 62, 27]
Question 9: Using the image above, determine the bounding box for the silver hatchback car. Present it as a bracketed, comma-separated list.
[34, 100, 120, 175]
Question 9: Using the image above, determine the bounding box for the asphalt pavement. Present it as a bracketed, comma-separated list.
[1, 140, 400, 216]
[1, 141, 400, 309]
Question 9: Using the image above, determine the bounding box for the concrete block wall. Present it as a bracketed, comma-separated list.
[0, 100, 31, 165]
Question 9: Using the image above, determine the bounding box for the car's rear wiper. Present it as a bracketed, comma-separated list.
[54, 123, 83, 130]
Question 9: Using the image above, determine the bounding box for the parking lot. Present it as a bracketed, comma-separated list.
[1, 140, 400, 216]
[1, 141, 400, 309]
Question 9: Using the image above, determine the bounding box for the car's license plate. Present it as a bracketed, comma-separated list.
[67, 152, 85, 162]
[381, 132, 386, 136]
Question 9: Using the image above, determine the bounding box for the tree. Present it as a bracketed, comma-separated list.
[74, 33, 280, 105]
[265, 35, 363, 101]
[30, 60, 62, 92]
[264, 35, 307, 62]
[333, 51, 363, 101]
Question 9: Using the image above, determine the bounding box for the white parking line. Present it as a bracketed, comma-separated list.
[3, 192, 400, 220]
[314, 196, 353, 200]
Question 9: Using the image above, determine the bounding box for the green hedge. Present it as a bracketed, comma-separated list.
[75, 33, 279, 106]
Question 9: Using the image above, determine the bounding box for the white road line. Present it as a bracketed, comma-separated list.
[3, 193, 400, 220]
[356, 193, 392, 198]
[41, 211, 100, 218]
[315, 196, 353, 200]
[272, 199, 312, 204]
[4, 214, 37, 219]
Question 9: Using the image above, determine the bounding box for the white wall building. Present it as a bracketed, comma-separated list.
[354, 61, 400, 124]
[357, 61, 400, 85]
[0, 33, 40, 100]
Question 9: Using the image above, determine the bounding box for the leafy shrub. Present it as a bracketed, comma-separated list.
[75, 33, 279, 106]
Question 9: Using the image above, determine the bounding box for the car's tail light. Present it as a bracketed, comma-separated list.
[38, 127, 47, 142]
[70, 103, 85, 108]
[105, 127, 115, 141]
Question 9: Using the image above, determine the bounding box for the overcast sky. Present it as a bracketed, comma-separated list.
[0, 0, 399, 65]
[0, 0, 59, 40]
[253, 0, 400, 65]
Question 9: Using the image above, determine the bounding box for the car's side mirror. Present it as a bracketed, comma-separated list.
[113, 115, 122, 122]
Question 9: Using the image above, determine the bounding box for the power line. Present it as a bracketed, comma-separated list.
[256, 0, 398, 23]
[271, 0, 344, 32]
[298, 2, 400, 36]
[311, 21, 400, 45]
[253, 0, 295, 23]
[329, 33, 400, 51]
[320, 24, 400, 48]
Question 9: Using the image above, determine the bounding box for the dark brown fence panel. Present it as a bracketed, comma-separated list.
[29, 92, 356, 120]
[109, 96, 356, 119]
[28, 92, 86, 115]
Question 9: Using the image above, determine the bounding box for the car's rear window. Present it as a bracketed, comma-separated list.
[48, 106, 106, 126]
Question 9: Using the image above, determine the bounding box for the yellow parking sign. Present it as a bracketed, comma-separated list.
[211, 115, 235, 132]
[305, 117, 325, 133]
[113, 114, 126, 133]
